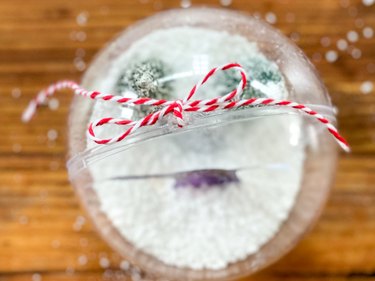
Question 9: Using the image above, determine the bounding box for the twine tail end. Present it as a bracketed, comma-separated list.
[339, 141, 351, 153]
[21, 101, 37, 123]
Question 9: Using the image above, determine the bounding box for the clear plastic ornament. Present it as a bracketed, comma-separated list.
[67, 7, 338, 280]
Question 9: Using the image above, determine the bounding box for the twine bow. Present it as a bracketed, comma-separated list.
[22, 63, 350, 152]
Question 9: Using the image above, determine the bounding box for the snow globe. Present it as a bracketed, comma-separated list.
[66, 7, 341, 281]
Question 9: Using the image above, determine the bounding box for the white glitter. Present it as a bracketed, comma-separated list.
[265, 12, 277, 24]
[362, 0, 374, 6]
[363, 26, 374, 38]
[87, 27, 304, 271]
[347, 30, 359, 42]
[360, 81, 373, 94]
[325, 50, 338, 62]
[336, 39, 348, 51]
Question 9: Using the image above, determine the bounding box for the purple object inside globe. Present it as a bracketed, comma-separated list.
[174, 169, 240, 188]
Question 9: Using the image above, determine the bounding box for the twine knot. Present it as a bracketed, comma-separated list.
[171, 99, 185, 128]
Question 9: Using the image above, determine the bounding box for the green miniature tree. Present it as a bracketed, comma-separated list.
[218, 56, 283, 99]
[116, 59, 172, 117]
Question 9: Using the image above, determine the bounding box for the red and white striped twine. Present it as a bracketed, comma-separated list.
[22, 63, 350, 152]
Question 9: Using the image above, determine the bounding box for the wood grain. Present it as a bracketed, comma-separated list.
[0, 0, 374, 280]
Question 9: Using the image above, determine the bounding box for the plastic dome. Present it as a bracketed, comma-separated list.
[67, 7, 339, 281]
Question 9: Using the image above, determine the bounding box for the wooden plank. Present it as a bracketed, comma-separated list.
[0, 0, 374, 280]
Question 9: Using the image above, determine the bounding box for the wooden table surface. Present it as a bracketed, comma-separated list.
[0, 0, 374, 280]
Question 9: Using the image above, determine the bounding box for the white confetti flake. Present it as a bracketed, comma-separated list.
[11, 88, 21, 99]
[320, 36, 331, 47]
[31, 273, 42, 281]
[76, 31, 87, 42]
[363, 26, 374, 38]
[360, 81, 373, 94]
[347, 30, 359, 42]
[312, 52, 322, 62]
[120, 260, 130, 271]
[336, 39, 348, 51]
[180, 0, 191, 8]
[351, 48, 362, 59]
[74, 58, 86, 72]
[220, 0, 232, 6]
[48, 98, 59, 110]
[99, 257, 110, 268]
[78, 255, 88, 265]
[12, 143, 22, 153]
[47, 129, 58, 141]
[75, 48, 86, 57]
[325, 50, 338, 62]
[290, 32, 300, 42]
[73, 215, 86, 231]
[362, 0, 374, 6]
[76, 11, 89, 26]
[265, 12, 277, 24]
[355, 18, 365, 28]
